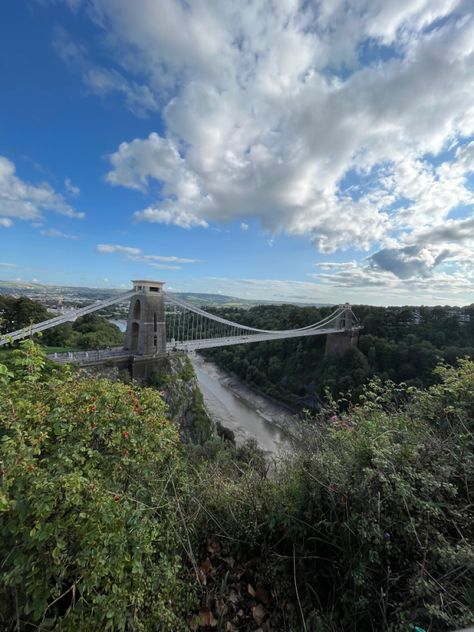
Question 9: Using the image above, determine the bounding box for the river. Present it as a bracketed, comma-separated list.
[108, 319, 127, 332]
[108, 319, 296, 455]
[190, 354, 295, 456]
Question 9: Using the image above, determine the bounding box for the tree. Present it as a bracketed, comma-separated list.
[0, 296, 50, 333]
[72, 314, 123, 348]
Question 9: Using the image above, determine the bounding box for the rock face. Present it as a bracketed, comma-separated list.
[149, 354, 215, 444]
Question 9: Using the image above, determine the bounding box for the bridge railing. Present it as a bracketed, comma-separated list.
[47, 347, 130, 364]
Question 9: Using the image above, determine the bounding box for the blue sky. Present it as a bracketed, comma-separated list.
[0, 0, 473, 305]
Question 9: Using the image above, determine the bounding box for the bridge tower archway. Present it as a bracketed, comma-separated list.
[130, 322, 140, 352]
[132, 298, 141, 320]
[124, 280, 166, 356]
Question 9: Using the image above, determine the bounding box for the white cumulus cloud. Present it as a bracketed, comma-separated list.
[128, 254, 200, 264]
[86, 1, 474, 254]
[53, 25, 159, 118]
[96, 243, 141, 256]
[96, 244, 201, 268]
[40, 228, 80, 240]
[0, 155, 84, 223]
[64, 177, 80, 196]
[52, 0, 474, 302]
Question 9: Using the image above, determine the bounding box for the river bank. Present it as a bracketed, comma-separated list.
[190, 353, 301, 455]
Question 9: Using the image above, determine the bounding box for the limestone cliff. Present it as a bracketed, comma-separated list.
[149, 354, 215, 444]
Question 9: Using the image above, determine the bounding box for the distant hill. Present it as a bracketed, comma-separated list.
[168, 291, 329, 308]
[0, 281, 329, 308]
[0, 281, 124, 302]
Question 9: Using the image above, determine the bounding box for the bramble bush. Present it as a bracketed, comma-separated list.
[0, 341, 196, 630]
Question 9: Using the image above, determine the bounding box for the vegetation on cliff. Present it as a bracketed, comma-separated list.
[1, 342, 473, 630]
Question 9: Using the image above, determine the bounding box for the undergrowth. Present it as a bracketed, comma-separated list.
[0, 342, 473, 630]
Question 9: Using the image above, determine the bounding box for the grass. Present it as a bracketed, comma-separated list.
[41, 345, 81, 354]
[0, 345, 80, 364]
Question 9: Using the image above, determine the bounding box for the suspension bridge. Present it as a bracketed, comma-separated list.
[0, 280, 360, 377]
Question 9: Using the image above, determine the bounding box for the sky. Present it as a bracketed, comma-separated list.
[0, 0, 473, 306]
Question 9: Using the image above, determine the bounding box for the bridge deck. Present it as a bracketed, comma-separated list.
[46, 327, 350, 364]
[2, 285, 359, 354]
[169, 327, 342, 351]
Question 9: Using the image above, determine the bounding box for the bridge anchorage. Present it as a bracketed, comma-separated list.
[0, 279, 361, 380]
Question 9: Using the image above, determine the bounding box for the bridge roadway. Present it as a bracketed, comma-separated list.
[170, 326, 342, 351]
[47, 326, 344, 364]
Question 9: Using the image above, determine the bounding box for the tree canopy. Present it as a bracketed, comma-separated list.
[0, 295, 123, 349]
[202, 303, 474, 408]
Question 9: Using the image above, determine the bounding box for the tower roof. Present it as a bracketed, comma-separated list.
[131, 280, 165, 293]
[132, 280, 165, 286]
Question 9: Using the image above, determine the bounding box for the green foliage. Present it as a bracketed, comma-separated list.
[202, 303, 474, 409]
[70, 313, 124, 349]
[192, 362, 474, 631]
[1, 341, 473, 631]
[9, 338, 47, 382]
[0, 344, 196, 631]
[190, 387, 213, 444]
[0, 362, 13, 386]
[150, 368, 171, 388]
[42, 322, 76, 348]
[0, 295, 50, 334]
[150, 357, 213, 444]
[0, 294, 124, 350]
[179, 356, 195, 382]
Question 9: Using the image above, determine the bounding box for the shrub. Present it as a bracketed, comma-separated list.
[1, 342, 473, 631]
[192, 365, 474, 631]
[179, 356, 195, 382]
[0, 341, 196, 630]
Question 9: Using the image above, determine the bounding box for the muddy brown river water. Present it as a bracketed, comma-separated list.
[190, 354, 295, 456]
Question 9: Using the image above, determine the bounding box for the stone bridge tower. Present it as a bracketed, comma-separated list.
[124, 280, 166, 356]
[325, 303, 360, 357]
